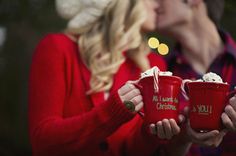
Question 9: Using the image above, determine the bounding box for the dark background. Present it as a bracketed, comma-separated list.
[0, 0, 236, 155]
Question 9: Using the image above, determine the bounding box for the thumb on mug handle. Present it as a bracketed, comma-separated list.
[126, 80, 145, 118]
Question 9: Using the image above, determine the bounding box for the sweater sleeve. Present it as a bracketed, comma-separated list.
[28, 34, 135, 155]
[123, 117, 163, 156]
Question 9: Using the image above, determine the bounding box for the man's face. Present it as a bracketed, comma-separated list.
[156, 0, 192, 33]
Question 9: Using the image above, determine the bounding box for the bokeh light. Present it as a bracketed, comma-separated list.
[148, 37, 159, 49]
[158, 43, 169, 56]
[148, 37, 170, 56]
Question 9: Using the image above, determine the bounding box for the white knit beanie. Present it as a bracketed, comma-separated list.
[56, 0, 112, 33]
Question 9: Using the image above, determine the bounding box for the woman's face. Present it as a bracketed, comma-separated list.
[141, 0, 160, 32]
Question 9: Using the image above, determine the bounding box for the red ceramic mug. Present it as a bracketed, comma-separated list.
[183, 81, 236, 132]
[136, 75, 182, 124]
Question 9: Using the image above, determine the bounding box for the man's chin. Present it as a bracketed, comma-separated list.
[157, 22, 176, 32]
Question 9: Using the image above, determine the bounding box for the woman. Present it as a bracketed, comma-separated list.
[28, 0, 172, 155]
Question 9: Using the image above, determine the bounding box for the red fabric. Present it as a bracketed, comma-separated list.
[28, 33, 166, 156]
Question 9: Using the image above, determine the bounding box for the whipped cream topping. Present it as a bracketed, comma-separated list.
[159, 71, 173, 76]
[140, 66, 157, 79]
[140, 66, 173, 93]
[140, 66, 172, 79]
[202, 72, 223, 83]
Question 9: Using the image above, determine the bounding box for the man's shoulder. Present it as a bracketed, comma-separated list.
[220, 30, 236, 58]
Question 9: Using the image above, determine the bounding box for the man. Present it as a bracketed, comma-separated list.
[155, 0, 236, 155]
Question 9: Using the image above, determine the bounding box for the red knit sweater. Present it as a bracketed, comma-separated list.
[28, 34, 166, 156]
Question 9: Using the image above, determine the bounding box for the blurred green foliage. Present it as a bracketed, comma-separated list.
[222, 0, 236, 37]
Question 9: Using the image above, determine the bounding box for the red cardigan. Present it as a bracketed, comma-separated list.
[29, 34, 166, 156]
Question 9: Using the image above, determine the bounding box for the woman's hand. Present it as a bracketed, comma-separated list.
[118, 83, 144, 113]
[148, 115, 191, 156]
[149, 119, 180, 139]
[149, 114, 185, 139]
[222, 94, 236, 131]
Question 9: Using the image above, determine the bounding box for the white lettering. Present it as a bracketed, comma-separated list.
[156, 103, 177, 110]
[195, 105, 213, 115]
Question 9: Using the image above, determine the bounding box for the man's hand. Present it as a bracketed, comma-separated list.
[186, 122, 227, 147]
[222, 92, 236, 131]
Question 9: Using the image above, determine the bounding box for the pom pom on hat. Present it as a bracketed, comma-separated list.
[56, 0, 112, 33]
[56, 0, 82, 19]
[68, 7, 104, 33]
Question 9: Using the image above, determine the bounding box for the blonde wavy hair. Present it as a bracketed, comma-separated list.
[68, 0, 150, 94]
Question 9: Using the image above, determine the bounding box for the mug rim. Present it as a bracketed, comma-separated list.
[159, 75, 183, 81]
[140, 75, 182, 84]
[187, 81, 229, 90]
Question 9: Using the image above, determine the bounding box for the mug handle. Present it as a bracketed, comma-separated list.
[181, 79, 192, 100]
[227, 89, 236, 100]
[131, 82, 145, 118]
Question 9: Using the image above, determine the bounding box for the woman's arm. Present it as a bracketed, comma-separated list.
[29, 35, 135, 155]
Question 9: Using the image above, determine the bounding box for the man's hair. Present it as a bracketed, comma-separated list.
[204, 0, 225, 26]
